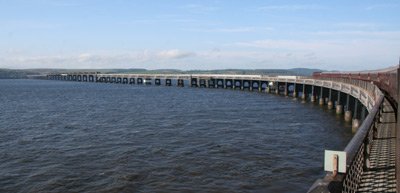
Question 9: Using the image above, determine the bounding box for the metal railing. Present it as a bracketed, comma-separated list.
[313, 65, 398, 105]
[308, 88, 383, 192]
[309, 70, 389, 192]
[341, 94, 384, 192]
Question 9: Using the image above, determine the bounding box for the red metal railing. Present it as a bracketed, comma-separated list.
[313, 65, 399, 106]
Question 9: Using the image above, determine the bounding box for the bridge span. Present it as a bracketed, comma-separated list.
[46, 66, 399, 193]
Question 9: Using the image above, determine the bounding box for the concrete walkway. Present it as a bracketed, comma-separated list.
[357, 100, 397, 192]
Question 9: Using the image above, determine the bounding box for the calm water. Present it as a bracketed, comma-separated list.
[0, 79, 353, 193]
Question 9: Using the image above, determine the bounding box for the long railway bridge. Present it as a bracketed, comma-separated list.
[46, 65, 399, 192]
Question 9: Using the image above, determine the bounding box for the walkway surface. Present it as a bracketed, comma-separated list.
[357, 100, 397, 192]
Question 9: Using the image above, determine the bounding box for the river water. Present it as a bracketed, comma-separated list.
[0, 79, 353, 193]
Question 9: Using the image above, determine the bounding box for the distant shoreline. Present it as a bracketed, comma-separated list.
[0, 68, 321, 79]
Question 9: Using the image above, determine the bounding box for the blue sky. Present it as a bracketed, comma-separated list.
[0, 0, 399, 70]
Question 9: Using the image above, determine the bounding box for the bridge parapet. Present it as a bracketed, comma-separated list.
[313, 65, 399, 107]
[309, 66, 398, 192]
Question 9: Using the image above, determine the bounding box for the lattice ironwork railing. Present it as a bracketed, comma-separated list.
[341, 96, 383, 192]
[308, 77, 385, 193]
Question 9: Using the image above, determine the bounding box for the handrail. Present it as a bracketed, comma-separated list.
[308, 74, 386, 192]
[344, 94, 383, 165]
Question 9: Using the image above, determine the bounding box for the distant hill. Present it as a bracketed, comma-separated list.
[0, 68, 322, 79]
[0, 69, 40, 79]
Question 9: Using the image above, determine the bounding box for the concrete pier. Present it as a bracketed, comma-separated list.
[327, 101, 333, 109]
[351, 119, 360, 133]
[301, 93, 306, 101]
[336, 104, 343, 115]
[311, 95, 316, 103]
[319, 97, 324, 106]
[344, 110, 352, 122]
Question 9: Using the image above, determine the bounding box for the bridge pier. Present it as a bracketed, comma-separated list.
[301, 84, 307, 101]
[284, 82, 288, 96]
[275, 82, 280, 95]
[336, 104, 343, 115]
[137, 78, 143, 84]
[292, 83, 297, 98]
[266, 84, 271, 93]
[243, 80, 250, 91]
[310, 85, 316, 102]
[155, 79, 161, 86]
[352, 100, 360, 132]
[129, 78, 135, 84]
[191, 78, 198, 87]
[345, 110, 352, 122]
[319, 97, 324, 106]
[319, 87, 324, 105]
[336, 91, 342, 112]
[248, 81, 252, 91]
[234, 80, 241, 90]
[260, 81, 268, 92]
[166, 79, 172, 86]
[327, 101, 334, 109]
[216, 79, 224, 88]
[177, 79, 184, 87]
[199, 79, 206, 87]
[208, 79, 215, 88]
[225, 79, 233, 89]
[252, 81, 260, 92]
[352, 119, 361, 133]
[327, 89, 333, 109]
[144, 78, 151, 85]
[224, 79, 233, 89]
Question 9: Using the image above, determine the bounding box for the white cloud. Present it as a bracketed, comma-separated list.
[333, 22, 379, 30]
[182, 27, 274, 33]
[1, 49, 196, 69]
[311, 30, 400, 39]
[259, 4, 324, 11]
[365, 3, 399, 10]
[157, 49, 196, 59]
[119, 18, 197, 25]
[1, 39, 398, 71]
[232, 38, 400, 70]
[0, 20, 64, 30]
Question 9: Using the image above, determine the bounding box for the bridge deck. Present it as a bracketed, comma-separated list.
[357, 99, 397, 192]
